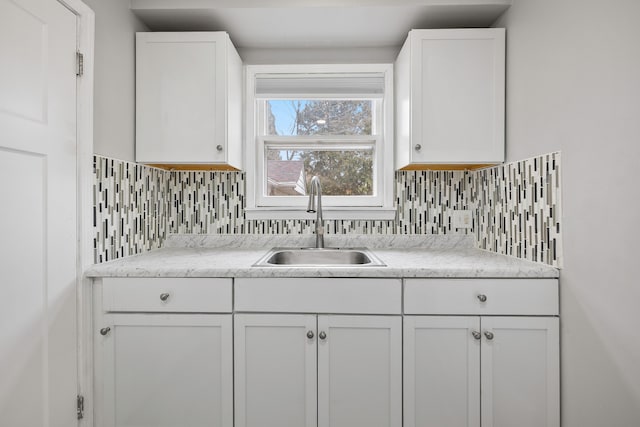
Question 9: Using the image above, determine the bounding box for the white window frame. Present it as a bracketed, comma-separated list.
[245, 64, 395, 220]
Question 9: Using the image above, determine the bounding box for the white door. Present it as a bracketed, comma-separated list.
[403, 316, 481, 427]
[481, 316, 560, 427]
[317, 315, 402, 427]
[0, 0, 78, 425]
[96, 314, 233, 427]
[234, 314, 317, 427]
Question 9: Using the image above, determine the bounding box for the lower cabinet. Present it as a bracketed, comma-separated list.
[95, 314, 233, 427]
[404, 315, 560, 427]
[234, 314, 402, 427]
[93, 277, 558, 427]
[94, 277, 234, 427]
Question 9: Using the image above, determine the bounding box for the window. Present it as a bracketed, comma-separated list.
[245, 64, 395, 220]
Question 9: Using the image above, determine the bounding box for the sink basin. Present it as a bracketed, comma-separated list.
[253, 248, 386, 267]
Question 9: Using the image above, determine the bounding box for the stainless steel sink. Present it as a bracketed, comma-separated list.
[253, 247, 386, 267]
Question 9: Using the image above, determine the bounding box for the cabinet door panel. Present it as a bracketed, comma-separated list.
[481, 317, 560, 427]
[404, 316, 480, 427]
[318, 315, 402, 427]
[97, 314, 233, 427]
[234, 314, 317, 427]
[406, 29, 505, 165]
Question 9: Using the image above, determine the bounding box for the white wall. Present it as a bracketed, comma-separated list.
[84, 0, 148, 161]
[238, 46, 398, 65]
[495, 1, 640, 425]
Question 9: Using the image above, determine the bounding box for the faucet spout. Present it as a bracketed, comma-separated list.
[306, 176, 324, 248]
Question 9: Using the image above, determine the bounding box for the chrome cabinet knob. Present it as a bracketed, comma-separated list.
[484, 331, 494, 340]
[99, 327, 111, 336]
[477, 294, 487, 303]
[472, 331, 481, 340]
[318, 331, 327, 340]
[216, 144, 223, 152]
[306, 330, 314, 339]
[414, 144, 422, 151]
[159, 293, 170, 302]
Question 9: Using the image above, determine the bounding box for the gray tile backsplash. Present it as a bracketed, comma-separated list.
[474, 152, 562, 266]
[93, 157, 168, 262]
[167, 170, 472, 235]
[93, 152, 562, 267]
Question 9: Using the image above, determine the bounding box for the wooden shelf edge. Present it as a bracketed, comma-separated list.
[398, 163, 498, 171]
[145, 163, 242, 171]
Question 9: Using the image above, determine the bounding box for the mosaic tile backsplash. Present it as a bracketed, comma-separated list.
[93, 157, 168, 262]
[93, 152, 562, 267]
[167, 170, 472, 235]
[474, 152, 562, 266]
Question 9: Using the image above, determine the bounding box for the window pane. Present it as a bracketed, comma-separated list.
[266, 100, 372, 136]
[266, 148, 374, 196]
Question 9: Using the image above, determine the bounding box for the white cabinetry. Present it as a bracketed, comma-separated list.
[136, 32, 242, 170]
[234, 314, 317, 427]
[234, 314, 401, 427]
[317, 315, 402, 427]
[233, 278, 402, 427]
[403, 279, 560, 427]
[94, 278, 233, 427]
[395, 29, 505, 169]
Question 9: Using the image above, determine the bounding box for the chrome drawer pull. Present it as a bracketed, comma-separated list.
[159, 293, 170, 302]
[477, 294, 487, 303]
[472, 331, 481, 340]
[306, 330, 314, 339]
[100, 327, 111, 336]
[484, 331, 494, 340]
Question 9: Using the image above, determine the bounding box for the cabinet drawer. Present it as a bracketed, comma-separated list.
[235, 278, 402, 314]
[102, 278, 232, 313]
[404, 279, 558, 315]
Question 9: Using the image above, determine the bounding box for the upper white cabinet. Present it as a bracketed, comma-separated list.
[395, 29, 505, 169]
[136, 32, 243, 170]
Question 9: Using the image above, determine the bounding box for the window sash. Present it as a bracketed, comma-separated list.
[257, 99, 380, 136]
[255, 136, 384, 208]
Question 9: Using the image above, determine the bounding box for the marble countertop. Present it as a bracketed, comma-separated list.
[86, 234, 559, 279]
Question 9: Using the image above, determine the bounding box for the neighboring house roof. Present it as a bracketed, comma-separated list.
[267, 160, 307, 195]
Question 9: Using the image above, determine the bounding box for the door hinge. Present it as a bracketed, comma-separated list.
[77, 395, 84, 419]
[76, 51, 84, 77]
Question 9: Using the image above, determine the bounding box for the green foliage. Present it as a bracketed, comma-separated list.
[293, 100, 372, 136]
[301, 149, 373, 196]
[269, 100, 374, 195]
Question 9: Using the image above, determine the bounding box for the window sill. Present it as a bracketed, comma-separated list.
[244, 207, 396, 221]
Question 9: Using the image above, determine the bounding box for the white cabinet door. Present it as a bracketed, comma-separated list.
[234, 314, 317, 427]
[481, 317, 560, 427]
[136, 32, 242, 168]
[317, 315, 402, 427]
[403, 316, 480, 427]
[96, 314, 233, 427]
[395, 29, 505, 168]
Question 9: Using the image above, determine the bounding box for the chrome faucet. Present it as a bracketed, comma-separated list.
[306, 176, 325, 249]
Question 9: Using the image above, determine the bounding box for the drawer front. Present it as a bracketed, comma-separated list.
[102, 278, 232, 313]
[235, 278, 402, 314]
[404, 279, 558, 315]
